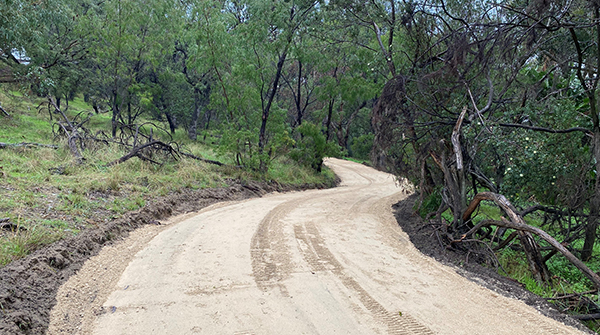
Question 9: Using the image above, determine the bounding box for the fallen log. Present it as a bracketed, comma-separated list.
[461, 192, 600, 289]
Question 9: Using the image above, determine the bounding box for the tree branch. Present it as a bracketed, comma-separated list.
[497, 123, 591, 134]
[0, 104, 9, 117]
[462, 192, 600, 289]
[0, 142, 59, 149]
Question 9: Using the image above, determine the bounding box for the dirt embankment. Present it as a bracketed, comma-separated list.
[393, 194, 593, 334]
[0, 179, 337, 335]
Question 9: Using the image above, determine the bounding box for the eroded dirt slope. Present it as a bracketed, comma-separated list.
[49, 158, 587, 334]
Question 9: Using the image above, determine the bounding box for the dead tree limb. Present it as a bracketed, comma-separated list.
[47, 96, 85, 164]
[105, 141, 177, 167]
[545, 289, 598, 301]
[179, 152, 226, 166]
[462, 192, 600, 289]
[0, 142, 59, 149]
[444, 106, 468, 226]
[0, 104, 9, 117]
[519, 205, 588, 218]
[570, 313, 600, 321]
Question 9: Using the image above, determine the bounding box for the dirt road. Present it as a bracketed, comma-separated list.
[48, 158, 586, 334]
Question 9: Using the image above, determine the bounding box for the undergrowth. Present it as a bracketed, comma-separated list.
[417, 188, 600, 329]
[0, 89, 337, 266]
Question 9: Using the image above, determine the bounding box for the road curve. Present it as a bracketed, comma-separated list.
[49, 158, 585, 334]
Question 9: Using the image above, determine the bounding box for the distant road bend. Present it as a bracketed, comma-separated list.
[49, 158, 585, 334]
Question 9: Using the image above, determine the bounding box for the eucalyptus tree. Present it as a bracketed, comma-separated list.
[0, 0, 91, 93]
[83, 0, 174, 136]
[216, 0, 322, 169]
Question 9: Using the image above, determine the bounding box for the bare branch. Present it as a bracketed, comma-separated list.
[0, 104, 9, 117]
[497, 123, 591, 134]
[462, 192, 600, 289]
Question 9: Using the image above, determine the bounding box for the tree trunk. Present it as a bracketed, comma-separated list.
[295, 60, 303, 127]
[451, 107, 468, 222]
[111, 92, 120, 138]
[203, 109, 212, 141]
[517, 230, 551, 284]
[188, 88, 202, 141]
[165, 111, 177, 135]
[258, 47, 289, 170]
[583, 126, 600, 260]
[325, 98, 334, 142]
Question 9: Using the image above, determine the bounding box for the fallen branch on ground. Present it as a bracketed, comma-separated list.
[460, 192, 600, 289]
[105, 140, 179, 167]
[545, 289, 598, 301]
[179, 152, 226, 166]
[571, 313, 600, 321]
[0, 104, 9, 117]
[0, 142, 59, 149]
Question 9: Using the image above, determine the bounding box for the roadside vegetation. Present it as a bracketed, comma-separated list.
[0, 90, 337, 267]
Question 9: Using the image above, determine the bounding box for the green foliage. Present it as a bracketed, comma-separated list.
[289, 122, 342, 172]
[350, 134, 374, 161]
[416, 188, 442, 218]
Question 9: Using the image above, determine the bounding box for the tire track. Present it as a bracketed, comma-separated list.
[250, 200, 296, 295]
[249, 166, 375, 295]
[295, 222, 434, 335]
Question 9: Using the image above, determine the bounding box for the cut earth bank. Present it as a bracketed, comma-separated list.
[0, 179, 337, 334]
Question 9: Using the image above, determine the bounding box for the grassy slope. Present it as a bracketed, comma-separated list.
[0, 89, 335, 266]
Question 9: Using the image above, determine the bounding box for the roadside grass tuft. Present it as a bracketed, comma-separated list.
[0, 222, 66, 266]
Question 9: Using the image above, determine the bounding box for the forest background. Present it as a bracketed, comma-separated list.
[4, 0, 600, 328]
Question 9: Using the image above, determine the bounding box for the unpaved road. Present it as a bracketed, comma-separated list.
[49, 158, 586, 335]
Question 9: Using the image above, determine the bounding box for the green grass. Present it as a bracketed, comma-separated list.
[0, 88, 337, 267]
[268, 156, 336, 186]
[344, 157, 370, 165]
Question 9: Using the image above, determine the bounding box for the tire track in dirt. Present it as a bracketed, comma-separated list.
[295, 222, 434, 335]
[250, 162, 376, 295]
[250, 199, 296, 296]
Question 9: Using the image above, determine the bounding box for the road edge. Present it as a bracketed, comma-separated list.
[0, 178, 339, 335]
